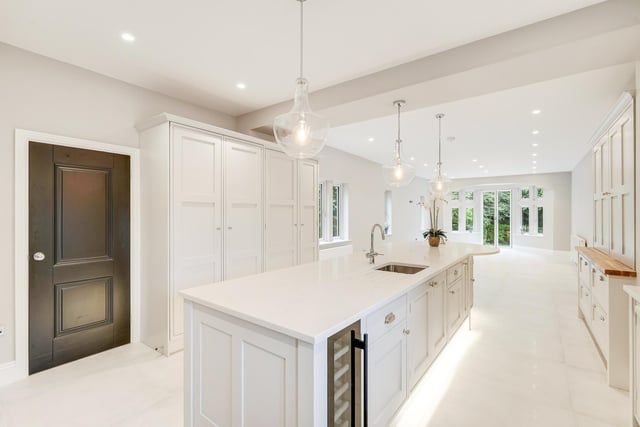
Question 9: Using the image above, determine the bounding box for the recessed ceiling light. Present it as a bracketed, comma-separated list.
[532, 153, 537, 157]
[410, 157, 415, 161]
[472, 159, 478, 162]
[479, 165, 484, 168]
[532, 160, 537, 164]
[423, 163, 428, 167]
[484, 170, 489, 173]
[532, 166, 537, 169]
[121, 33, 135, 42]
[532, 109, 541, 115]
[532, 130, 540, 135]
[368, 137, 375, 142]
[532, 143, 539, 147]
[236, 82, 247, 90]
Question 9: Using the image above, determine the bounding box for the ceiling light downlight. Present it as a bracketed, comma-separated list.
[273, 0, 329, 159]
[382, 100, 415, 188]
[121, 33, 135, 42]
[236, 82, 247, 89]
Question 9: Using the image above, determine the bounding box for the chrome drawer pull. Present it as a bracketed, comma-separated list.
[599, 275, 605, 282]
[449, 290, 456, 294]
[384, 313, 396, 324]
[583, 261, 588, 266]
[454, 270, 459, 276]
[600, 316, 606, 322]
[428, 281, 437, 287]
[403, 329, 410, 335]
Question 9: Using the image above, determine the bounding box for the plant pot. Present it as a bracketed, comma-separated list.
[428, 236, 441, 247]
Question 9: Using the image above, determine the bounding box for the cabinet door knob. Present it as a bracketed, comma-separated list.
[384, 313, 396, 324]
[600, 316, 606, 322]
[454, 270, 459, 276]
[583, 261, 588, 266]
[599, 275, 605, 282]
[403, 329, 410, 335]
[228, 226, 233, 230]
[449, 290, 456, 294]
[428, 281, 437, 287]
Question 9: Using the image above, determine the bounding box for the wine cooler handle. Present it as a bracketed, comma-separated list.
[350, 331, 369, 427]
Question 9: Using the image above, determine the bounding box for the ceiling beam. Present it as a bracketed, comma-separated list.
[236, 0, 640, 134]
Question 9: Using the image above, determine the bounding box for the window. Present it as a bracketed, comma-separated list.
[332, 185, 340, 238]
[519, 186, 544, 235]
[465, 191, 473, 201]
[538, 207, 544, 234]
[452, 208, 459, 231]
[384, 191, 392, 235]
[521, 207, 529, 233]
[466, 208, 473, 232]
[451, 191, 460, 201]
[319, 181, 349, 242]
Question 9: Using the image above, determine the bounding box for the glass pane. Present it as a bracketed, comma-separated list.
[521, 188, 530, 199]
[451, 191, 459, 201]
[452, 208, 459, 231]
[466, 208, 473, 232]
[332, 186, 340, 238]
[465, 191, 473, 201]
[538, 206, 544, 234]
[498, 191, 511, 246]
[483, 192, 495, 245]
[318, 184, 323, 239]
[537, 187, 544, 199]
[521, 207, 529, 233]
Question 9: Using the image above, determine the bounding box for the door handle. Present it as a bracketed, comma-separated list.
[33, 252, 46, 261]
[351, 330, 368, 427]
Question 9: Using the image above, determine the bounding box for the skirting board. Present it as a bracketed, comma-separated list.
[0, 361, 19, 387]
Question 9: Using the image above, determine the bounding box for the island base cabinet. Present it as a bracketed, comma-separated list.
[428, 273, 447, 360]
[368, 322, 407, 427]
[407, 285, 430, 391]
[184, 301, 299, 427]
[447, 279, 465, 335]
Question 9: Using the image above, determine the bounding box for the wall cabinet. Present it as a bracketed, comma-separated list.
[139, 116, 318, 355]
[264, 150, 319, 271]
[593, 99, 635, 267]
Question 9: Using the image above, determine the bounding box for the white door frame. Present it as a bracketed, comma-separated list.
[11, 129, 141, 383]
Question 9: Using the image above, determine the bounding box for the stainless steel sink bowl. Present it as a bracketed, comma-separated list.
[375, 263, 428, 274]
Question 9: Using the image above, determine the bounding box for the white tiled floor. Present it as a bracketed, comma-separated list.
[0, 248, 630, 426]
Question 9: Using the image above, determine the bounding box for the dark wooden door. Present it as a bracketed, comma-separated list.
[29, 142, 130, 374]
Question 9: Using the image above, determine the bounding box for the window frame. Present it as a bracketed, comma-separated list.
[519, 185, 544, 236]
[319, 180, 349, 243]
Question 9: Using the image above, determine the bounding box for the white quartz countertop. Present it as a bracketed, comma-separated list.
[180, 242, 498, 344]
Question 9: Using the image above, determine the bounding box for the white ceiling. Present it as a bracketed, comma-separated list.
[0, 0, 605, 116]
[325, 63, 635, 179]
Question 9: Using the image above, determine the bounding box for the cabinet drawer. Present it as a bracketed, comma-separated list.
[447, 262, 465, 284]
[366, 295, 407, 344]
[578, 255, 591, 286]
[578, 282, 592, 325]
[591, 300, 609, 361]
[591, 267, 609, 311]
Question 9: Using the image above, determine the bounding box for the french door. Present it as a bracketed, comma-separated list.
[482, 190, 512, 247]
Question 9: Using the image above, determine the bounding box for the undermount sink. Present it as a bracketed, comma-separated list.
[375, 263, 428, 275]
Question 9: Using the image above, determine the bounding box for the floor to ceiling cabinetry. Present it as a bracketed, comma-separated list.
[138, 114, 318, 355]
[264, 150, 319, 271]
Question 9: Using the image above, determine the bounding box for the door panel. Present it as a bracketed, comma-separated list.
[172, 125, 223, 338]
[407, 286, 429, 390]
[224, 140, 263, 280]
[298, 160, 318, 264]
[265, 151, 298, 271]
[29, 142, 130, 374]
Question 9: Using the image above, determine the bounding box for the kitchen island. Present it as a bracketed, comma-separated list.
[181, 241, 498, 427]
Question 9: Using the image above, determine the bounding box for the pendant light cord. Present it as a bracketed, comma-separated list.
[395, 101, 402, 160]
[437, 114, 443, 176]
[299, 0, 304, 80]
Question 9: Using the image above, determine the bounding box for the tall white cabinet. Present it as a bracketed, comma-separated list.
[593, 94, 635, 267]
[264, 150, 318, 271]
[138, 114, 318, 354]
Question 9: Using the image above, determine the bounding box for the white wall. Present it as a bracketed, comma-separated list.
[0, 43, 236, 365]
[317, 147, 432, 253]
[571, 152, 594, 246]
[444, 172, 572, 251]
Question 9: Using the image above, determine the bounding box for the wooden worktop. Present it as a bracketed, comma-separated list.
[577, 246, 637, 277]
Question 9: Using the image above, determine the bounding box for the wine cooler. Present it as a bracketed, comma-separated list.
[327, 321, 368, 427]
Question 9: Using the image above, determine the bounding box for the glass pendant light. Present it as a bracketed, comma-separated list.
[430, 113, 451, 196]
[383, 100, 415, 187]
[273, 0, 329, 159]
